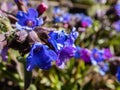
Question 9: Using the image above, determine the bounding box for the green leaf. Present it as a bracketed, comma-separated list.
[24, 69, 32, 90]
[24, 58, 32, 90]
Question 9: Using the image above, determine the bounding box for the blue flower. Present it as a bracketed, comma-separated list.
[90, 48, 104, 65]
[53, 16, 64, 23]
[116, 67, 120, 82]
[75, 13, 85, 21]
[48, 30, 68, 51]
[90, 48, 109, 76]
[16, 8, 43, 30]
[53, 13, 71, 23]
[26, 42, 57, 71]
[81, 16, 93, 28]
[65, 27, 79, 46]
[48, 28, 78, 68]
[14, 0, 28, 5]
[74, 46, 81, 59]
[53, 6, 61, 15]
[62, 13, 71, 23]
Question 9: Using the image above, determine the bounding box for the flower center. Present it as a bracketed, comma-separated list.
[81, 21, 88, 27]
[26, 20, 34, 27]
[94, 53, 99, 60]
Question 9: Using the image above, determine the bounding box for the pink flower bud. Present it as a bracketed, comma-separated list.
[37, 3, 48, 16]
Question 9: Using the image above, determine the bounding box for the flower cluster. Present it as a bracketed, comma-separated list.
[16, 8, 44, 30]
[52, 7, 93, 29]
[74, 47, 113, 75]
[0, 0, 120, 86]
[26, 42, 57, 71]
[27, 27, 78, 70]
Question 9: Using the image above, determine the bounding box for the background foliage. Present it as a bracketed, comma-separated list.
[0, 0, 120, 90]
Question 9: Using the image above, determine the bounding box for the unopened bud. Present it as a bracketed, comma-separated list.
[37, 3, 48, 16]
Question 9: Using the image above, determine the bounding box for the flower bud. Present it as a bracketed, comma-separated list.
[37, 3, 48, 16]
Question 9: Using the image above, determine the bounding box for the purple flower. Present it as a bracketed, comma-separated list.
[80, 48, 91, 62]
[116, 67, 120, 82]
[103, 48, 113, 59]
[48, 28, 78, 68]
[56, 46, 76, 69]
[26, 42, 57, 71]
[115, 4, 120, 16]
[14, 0, 19, 2]
[112, 20, 120, 32]
[95, 0, 107, 4]
[80, 16, 93, 28]
[16, 8, 43, 30]
[0, 47, 8, 61]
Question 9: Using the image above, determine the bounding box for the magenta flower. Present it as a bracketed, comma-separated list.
[103, 48, 113, 59]
[80, 48, 91, 63]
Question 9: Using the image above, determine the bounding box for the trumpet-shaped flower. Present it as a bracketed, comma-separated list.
[26, 42, 57, 71]
[48, 28, 78, 68]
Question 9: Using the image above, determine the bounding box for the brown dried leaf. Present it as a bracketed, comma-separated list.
[15, 30, 28, 42]
[34, 27, 56, 50]
[34, 27, 49, 38]
[28, 31, 40, 45]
